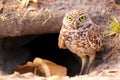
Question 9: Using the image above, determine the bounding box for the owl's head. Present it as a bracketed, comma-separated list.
[63, 10, 93, 29]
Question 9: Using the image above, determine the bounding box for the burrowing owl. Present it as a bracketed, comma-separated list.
[58, 10, 103, 75]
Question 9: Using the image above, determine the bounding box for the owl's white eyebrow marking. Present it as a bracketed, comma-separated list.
[78, 12, 84, 15]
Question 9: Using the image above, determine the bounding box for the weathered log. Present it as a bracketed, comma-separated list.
[0, 8, 64, 37]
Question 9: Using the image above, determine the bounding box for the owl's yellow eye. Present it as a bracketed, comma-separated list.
[67, 16, 73, 21]
[79, 16, 86, 21]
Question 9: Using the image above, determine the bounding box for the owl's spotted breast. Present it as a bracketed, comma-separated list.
[63, 29, 96, 56]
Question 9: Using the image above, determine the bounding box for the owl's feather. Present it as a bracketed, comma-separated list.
[87, 30, 102, 51]
[85, 24, 103, 51]
[58, 25, 67, 49]
[58, 34, 66, 49]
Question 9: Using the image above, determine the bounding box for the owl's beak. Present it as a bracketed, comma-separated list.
[73, 21, 77, 29]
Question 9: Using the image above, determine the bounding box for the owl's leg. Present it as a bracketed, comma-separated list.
[79, 56, 87, 75]
[86, 54, 95, 74]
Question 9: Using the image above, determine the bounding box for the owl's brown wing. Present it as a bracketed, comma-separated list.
[58, 25, 67, 49]
[87, 26, 103, 51]
[58, 34, 66, 49]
